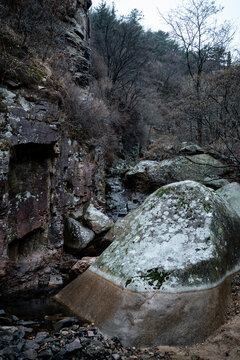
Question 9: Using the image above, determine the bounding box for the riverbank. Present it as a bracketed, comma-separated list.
[0, 272, 239, 360]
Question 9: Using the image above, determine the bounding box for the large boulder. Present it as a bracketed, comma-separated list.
[217, 182, 240, 216]
[56, 181, 240, 347]
[125, 154, 228, 192]
[64, 218, 95, 253]
[84, 204, 113, 234]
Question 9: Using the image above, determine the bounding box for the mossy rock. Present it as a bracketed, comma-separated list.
[90, 180, 240, 292]
[56, 180, 240, 347]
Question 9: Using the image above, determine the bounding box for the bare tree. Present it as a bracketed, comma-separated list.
[160, 0, 234, 145]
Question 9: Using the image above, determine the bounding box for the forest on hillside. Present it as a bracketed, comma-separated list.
[89, 0, 240, 171]
[1, 0, 240, 172]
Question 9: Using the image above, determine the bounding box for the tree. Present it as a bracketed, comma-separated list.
[91, 3, 146, 84]
[201, 65, 240, 164]
[161, 0, 233, 144]
[1, 0, 75, 53]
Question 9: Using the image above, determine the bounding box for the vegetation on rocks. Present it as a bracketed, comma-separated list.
[89, 0, 240, 174]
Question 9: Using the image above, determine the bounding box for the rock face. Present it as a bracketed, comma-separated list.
[0, 1, 100, 296]
[56, 181, 240, 347]
[84, 204, 114, 234]
[125, 154, 228, 192]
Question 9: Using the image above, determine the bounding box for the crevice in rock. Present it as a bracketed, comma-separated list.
[12, 142, 57, 161]
[8, 228, 46, 262]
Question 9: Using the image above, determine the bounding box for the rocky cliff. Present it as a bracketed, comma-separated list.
[0, 0, 109, 296]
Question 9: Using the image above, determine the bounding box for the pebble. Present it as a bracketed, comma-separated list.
[23, 348, 38, 359]
[23, 339, 40, 350]
[66, 338, 82, 353]
[54, 317, 80, 332]
[35, 332, 48, 343]
[0, 311, 174, 360]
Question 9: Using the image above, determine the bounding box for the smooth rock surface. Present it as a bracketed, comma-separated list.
[56, 269, 232, 347]
[84, 204, 114, 234]
[56, 180, 240, 346]
[217, 182, 240, 216]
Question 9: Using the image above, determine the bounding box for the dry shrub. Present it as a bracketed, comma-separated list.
[62, 83, 122, 163]
[143, 135, 179, 161]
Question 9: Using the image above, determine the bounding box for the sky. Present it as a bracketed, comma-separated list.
[91, 0, 240, 50]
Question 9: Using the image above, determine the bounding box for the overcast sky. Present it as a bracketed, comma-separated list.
[91, 0, 240, 50]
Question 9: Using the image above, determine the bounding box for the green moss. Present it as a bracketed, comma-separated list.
[27, 65, 45, 82]
[125, 267, 171, 289]
[203, 202, 212, 213]
[156, 187, 175, 198]
[141, 268, 171, 289]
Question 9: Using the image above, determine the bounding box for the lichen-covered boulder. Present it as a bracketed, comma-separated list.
[84, 204, 113, 234]
[125, 154, 228, 192]
[56, 181, 240, 347]
[217, 182, 240, 216]
[63, 218, 94, 253]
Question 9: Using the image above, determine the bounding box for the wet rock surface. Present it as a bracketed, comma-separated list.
[0, 311, 173, 360]
[1, 271, 240, 359]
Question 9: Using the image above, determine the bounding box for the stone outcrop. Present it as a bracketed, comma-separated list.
[0, 1, 101, 296]
[125, 154, 229, 193]
[0, 92, 103, 295]
[56, 181, 240, 346]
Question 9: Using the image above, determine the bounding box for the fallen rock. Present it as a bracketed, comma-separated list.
[48, 275, 63, 289]
[217, 182, 240, 216]
[179, 142, 204, 155]
[84, 204, 114, 234]
[66, 338, 82, 353]
[83, 339, 108, 359]
[54, 317, 80, 332]
[23, 349, 38, 359]
[125, 154, 228, 192]
[203, 176, 229, 189]
[70, 257, 97, 277]
[56, 181, 240, 347]
[64, 218, 95, 253]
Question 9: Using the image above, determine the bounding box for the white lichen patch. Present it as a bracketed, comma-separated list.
[126, 160, 160, 176]
[18, 95, 32, 111]
[0, 87, 16, 105]
[90, 180, 240, 293]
